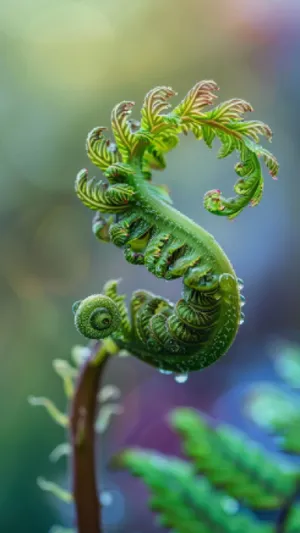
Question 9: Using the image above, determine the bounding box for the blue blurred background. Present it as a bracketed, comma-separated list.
[1, 0, 300, 531]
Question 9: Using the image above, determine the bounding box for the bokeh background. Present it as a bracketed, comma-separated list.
[1, 0, 300, 531]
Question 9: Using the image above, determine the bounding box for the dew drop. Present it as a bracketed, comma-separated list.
[239, 312, 245, 325]
[240, 295, 246, 307]
[174, 373, 188, 384]
[100, 491, 113, 506]
[159, 369, 173, 375]
[237, 278, 244, 290]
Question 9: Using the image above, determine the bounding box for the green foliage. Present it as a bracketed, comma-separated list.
[136, 81, 278, 219]
[86, 127, 121, 172]
[75, 169, 135, 213]
[114, 450, 272, 533]
[170, 408, 296, 509]
[115, 402, 300, 533]
[246, 342, 300, 455]
[74, 81, 278, 373]
[286, 505, 300, 533]
[81, 80, 279, 219]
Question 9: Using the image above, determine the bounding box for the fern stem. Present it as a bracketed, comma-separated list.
[276, 476, 300, 533]
[69, 340, 118, 533]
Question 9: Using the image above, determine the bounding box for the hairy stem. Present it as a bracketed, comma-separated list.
[69, 339, 118, 533]
[276, 476, 300, 533]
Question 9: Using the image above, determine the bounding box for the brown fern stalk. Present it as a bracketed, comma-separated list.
[69, 341, 116, 533]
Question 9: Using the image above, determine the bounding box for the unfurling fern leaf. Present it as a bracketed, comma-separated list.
[113, 450, 273, 533]
[86, 126, 121, 172]
[74, 81, 279, 373]
[140, 86, 177, 133]
[138, 86, 179, 165]
[172, 80, 220, 137]
[75, 169, 135, 213]
[110, 101, 138, 162]
[103, 279, 131, 339]
[169, 82, 278, 219]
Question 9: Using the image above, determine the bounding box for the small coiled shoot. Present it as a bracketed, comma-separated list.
[73, 295, 121, 340]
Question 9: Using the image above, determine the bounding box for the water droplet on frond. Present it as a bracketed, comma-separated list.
[237, 277, 244, 290]
[174, 373, 188, 383]
[239, 312, 245, 325]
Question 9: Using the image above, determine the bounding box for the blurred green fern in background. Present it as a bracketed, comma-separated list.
[245, 342, 300, 455]
[115, 342, 300, 533]
[31, 341, 300, 533]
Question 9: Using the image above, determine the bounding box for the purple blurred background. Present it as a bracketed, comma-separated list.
[1, 0, 300, 531]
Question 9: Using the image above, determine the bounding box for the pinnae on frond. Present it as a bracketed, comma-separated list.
[81, 80, 278, 219]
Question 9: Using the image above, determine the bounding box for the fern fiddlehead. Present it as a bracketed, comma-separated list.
[74, 81, 278, 373]
[72, 295, 121, 339]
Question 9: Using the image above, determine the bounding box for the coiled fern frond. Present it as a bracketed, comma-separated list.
[73, 81, 279, 373]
